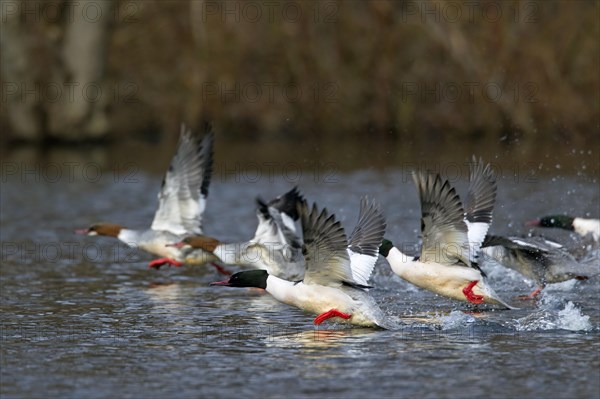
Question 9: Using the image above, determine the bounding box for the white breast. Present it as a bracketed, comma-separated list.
[118, 229, 182, 258]
[386, 246, 486, 302]
[573, 218, 600, 241]
[267, 278, 353, 314]
[265, 277, 384, 327]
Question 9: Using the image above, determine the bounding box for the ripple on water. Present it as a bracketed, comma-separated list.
[1, 170, 599, 398]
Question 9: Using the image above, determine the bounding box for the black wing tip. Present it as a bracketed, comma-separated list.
[482, 234, 516, 248]
[269, 186, 305, 221]
[201, 126, 215, 148]
[201, 120, 214, 135]
[199, 124, 215, 198]
[467, 212, 493, 224]
[470, 260, 487, 278]
[342, 280, 373, 290]
[256, 196, 270, 219]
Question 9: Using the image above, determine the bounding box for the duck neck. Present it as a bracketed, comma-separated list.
[386, 246, 414, 278]
[213, 242, 246, 264]
[117, 229, 143, 247]
[265, 275, 296, 304]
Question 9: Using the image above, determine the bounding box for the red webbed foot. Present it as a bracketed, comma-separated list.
[148, 258, 183, 270]
[462, 281, 484, 305]
[313, 309, 352, 325]
[517, 286, 544, 301]
[210, 262, 232, 276]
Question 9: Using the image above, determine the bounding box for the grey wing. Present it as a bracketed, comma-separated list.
[346, 197, 386, 286]
[504, 236, 571, 259]
[465, 156, 496, 225]
[482, 234, 548, 264]
[481, 235, 585, 284]
[151, 124, 214, 235]
[413, 171, 471, 266]
[299, 201, 354, 287]
[482, 235, 578, 265]
[464, 156, 497, 257]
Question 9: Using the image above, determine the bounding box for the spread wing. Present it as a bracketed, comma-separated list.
[464, 156, 497, 259]
[267, 186, 303, 234]
[483, 235, 564, 256]
[482, 235, 578, 272]
[413, 171, 471, 267]
[346, 197, 386, 286]
[253, 188, 304, 257]
[299, 201, 355, 287]
[151, 123, 214, 235]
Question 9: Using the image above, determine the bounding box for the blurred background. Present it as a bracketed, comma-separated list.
[1, 0, 598, 172]
[2, 3, 600, 398]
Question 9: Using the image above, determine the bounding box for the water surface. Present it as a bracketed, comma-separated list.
[1, 143, 599, 398]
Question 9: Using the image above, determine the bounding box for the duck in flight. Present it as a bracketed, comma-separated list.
[480, 235, 598, 299]
[76, 124, 214, 263]
[211, 198, 390, 328]
[379, 159, 513, 308]
[159, 187, 306, 280]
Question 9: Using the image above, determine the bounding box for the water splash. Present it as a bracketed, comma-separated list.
[556, 301, 592, 331]
[439, 310, 476, 330]
[515, 299, 592, 332]
[544, 280, 577, 292]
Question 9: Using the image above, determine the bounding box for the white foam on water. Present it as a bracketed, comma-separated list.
[515, 299, 592, 332]
[545, 280, 577, 292]
[439, 310, 476, 330]
[556, 301, 592, 331]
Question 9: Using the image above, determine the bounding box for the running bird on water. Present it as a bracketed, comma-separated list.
[160, 187, 306, 280]
[379, 164, 514, 309]
[76, 124, 214, 263]
[480, 235, 598, 299]
[211, 198, 390, 328]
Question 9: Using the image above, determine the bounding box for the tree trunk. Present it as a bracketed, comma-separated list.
[0, 0, 112, 142]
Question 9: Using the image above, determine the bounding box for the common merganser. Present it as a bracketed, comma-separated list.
[76, 124, 214, 262]
[526, 215, 599, 241]
[379, 169, 514, 309]
[161, 187, 306, 280]
[211, 198, 389, 328]
[480, 235, 598, 299]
